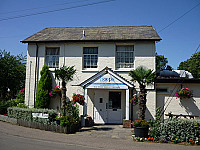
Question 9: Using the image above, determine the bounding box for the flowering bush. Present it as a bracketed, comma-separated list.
[132, 120, 149, 127]
[176, 88, 193, 100]
[72, 93, 84, 105]
[49, 86, 61, 97]
[15, 88, 25, 102]
[130, 94, 139, 105]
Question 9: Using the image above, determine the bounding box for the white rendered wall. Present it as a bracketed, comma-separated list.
[25, 41, 156, 120]
[156, 83, 200, 119]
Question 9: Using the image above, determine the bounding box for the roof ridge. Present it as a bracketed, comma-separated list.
[44, 25, 153, 29]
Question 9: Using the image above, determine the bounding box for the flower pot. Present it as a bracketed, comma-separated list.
[134, 126, 149, 138]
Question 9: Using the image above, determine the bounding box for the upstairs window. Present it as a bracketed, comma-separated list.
[116, 45, 134, 68]
[45, 47, 60, 68]
[83, 47, 98, 68]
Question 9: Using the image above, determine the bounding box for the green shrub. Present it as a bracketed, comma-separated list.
[65, 101, 80, 122]
[59, 115, 77, 127]
[35, 64, 52, 108]
[132, 120, 149, 127]
[0, 99, 18, 114]
[159, 118, 200, 142]
[56, 101, 80, 127]
[7, 107, 58, 125]
[17, 103, 28, 108]
[149, 107, 161, 138]
[15, 88, 25, 103]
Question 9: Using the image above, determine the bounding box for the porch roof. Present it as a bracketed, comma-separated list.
[79, 67, 134, 88]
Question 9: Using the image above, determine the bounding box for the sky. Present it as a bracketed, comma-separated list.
[0, 0, 199, 69]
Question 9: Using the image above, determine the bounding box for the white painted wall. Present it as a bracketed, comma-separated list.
[156, 83, 200, 119]
[25, 41, 156, 120]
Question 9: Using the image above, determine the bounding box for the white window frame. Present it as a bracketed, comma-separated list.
[45, 47, 60, 68]
[83, 47, 98, 69]
[116, 45, 134, 69]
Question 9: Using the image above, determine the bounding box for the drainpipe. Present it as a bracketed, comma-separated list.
[34, 43, 39, 107]
[28, 61, 32, 107]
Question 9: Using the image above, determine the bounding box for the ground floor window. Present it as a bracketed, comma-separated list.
[109, 91, 121, 109]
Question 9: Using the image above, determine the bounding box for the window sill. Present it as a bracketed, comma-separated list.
[49, 68, 57, 72]
[82, 68, 99, 72]
[114, 68, 133, 72]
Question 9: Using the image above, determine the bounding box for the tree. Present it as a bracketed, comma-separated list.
[128, 66, 155, 120]
[165, 65, 173, 71]
[0, 50, 26, 100]
[35, 64, 52, 108]
[55, 66, 76, 115]
[156, 53, 172, 71]
[178, 52, 200, 78]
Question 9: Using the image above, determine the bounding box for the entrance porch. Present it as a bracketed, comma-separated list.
[79, 67, 134, 126]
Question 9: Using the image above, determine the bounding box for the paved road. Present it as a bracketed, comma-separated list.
[0, 121, 199, 150]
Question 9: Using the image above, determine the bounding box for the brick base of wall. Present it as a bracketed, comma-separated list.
[0, 115, 80, 134]
[123, 119, 132, 128]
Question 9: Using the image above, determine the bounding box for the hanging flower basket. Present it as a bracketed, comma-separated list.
[130, 94, 139, 105]
[176, 88, 193, 100]
[49, 86, 61, 97]
[72, 93, 84, 105]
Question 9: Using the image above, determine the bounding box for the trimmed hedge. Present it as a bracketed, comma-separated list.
[159, 118, 200, 142]
[7, 107, 58, 125]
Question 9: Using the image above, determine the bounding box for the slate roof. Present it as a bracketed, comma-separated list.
[21, 26, 161, 43]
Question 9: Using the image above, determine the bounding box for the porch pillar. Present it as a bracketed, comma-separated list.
[125, 89, 129, 120]
[83, 88, 88, 116]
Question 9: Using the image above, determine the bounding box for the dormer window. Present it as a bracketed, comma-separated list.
[116, 45, 134, 68]
[45, 47, 60, 68]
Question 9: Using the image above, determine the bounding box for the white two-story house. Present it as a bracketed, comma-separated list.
[21, 26, 162, 124]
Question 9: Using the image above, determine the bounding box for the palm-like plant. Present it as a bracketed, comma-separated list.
[55, 65, 76, 115]
[128, 66, 155, 120]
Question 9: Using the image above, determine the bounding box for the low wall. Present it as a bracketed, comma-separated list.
[0, 115, 17, 124]
[0, 115, 80, 134]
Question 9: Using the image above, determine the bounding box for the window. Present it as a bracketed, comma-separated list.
[156, 88, 168, 93]
[45, 47, 60, 68]
[116, 45, 134, 68]
[109, 92, 121, 109]
[83, 47, 98, 68]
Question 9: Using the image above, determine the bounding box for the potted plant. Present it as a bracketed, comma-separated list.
[176, 88, 193, 100]
[132, 120, 149, 138]
[49, 86, 61, 97]
[72, 93, 84, 105]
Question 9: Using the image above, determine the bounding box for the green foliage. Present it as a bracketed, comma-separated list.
[7, 107, 58, 125]
[156, 53, 168, 71]
[54, 65, 76, 116]
[132, 120, 149, 127]
[156, 53, 173, 71]
[57, 101, 80, 127]
[55, 65, 76, 83]
[128, 66, 155, 120]
[128, 66, 155, 86]
[15, 88, 25, 102]
[59, 115, 77, 127]
[149, 107, 161, 138]
[17, 103, 28, 108]
[159, 119, 200, 142]
[65, 101, 80, 122]
[35, 64, 52, 108]
[0, 99, 18, 114]
[0, 50, 26, 100]
[178, 52, 200, 78]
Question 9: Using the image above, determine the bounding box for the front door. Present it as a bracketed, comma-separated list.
[107, 91, 122, 124]
[94, 90, 108, 124]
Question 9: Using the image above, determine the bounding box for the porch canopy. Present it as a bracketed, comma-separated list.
[79, 67, 134, 120]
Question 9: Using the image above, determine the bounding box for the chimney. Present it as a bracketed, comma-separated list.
[83, 30, 85, 38]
